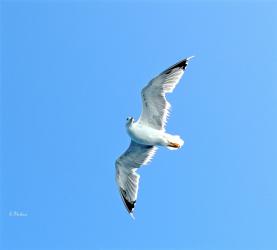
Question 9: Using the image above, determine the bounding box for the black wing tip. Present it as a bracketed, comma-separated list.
[163, 56, 194, 75]
[119, 187, 136, 215]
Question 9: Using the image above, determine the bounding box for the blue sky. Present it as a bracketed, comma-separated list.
[1, 1, 277, 250]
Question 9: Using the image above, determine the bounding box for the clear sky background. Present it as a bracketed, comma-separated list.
[1, 1, 277, 250]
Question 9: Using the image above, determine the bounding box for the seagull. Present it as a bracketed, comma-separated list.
[115, 57, 193, 218]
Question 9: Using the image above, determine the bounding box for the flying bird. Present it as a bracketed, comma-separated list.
[115, 57, 193, 218]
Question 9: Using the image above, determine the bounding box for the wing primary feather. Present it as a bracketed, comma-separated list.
[119, 187, 136, 214]
[161, 56, 194, 75]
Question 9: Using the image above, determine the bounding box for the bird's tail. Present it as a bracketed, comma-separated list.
[165, 134, 184, 150]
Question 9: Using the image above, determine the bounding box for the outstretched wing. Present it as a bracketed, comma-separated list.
[138, 57, 193, 131]
[115, 141, 157, 217]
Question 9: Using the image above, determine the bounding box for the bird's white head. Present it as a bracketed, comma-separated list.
[126, 116, 134, 127]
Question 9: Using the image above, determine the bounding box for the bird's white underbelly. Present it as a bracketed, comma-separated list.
[127, 124, 166, 146]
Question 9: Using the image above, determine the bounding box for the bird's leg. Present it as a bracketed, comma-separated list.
[167, 142, 181, 148]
